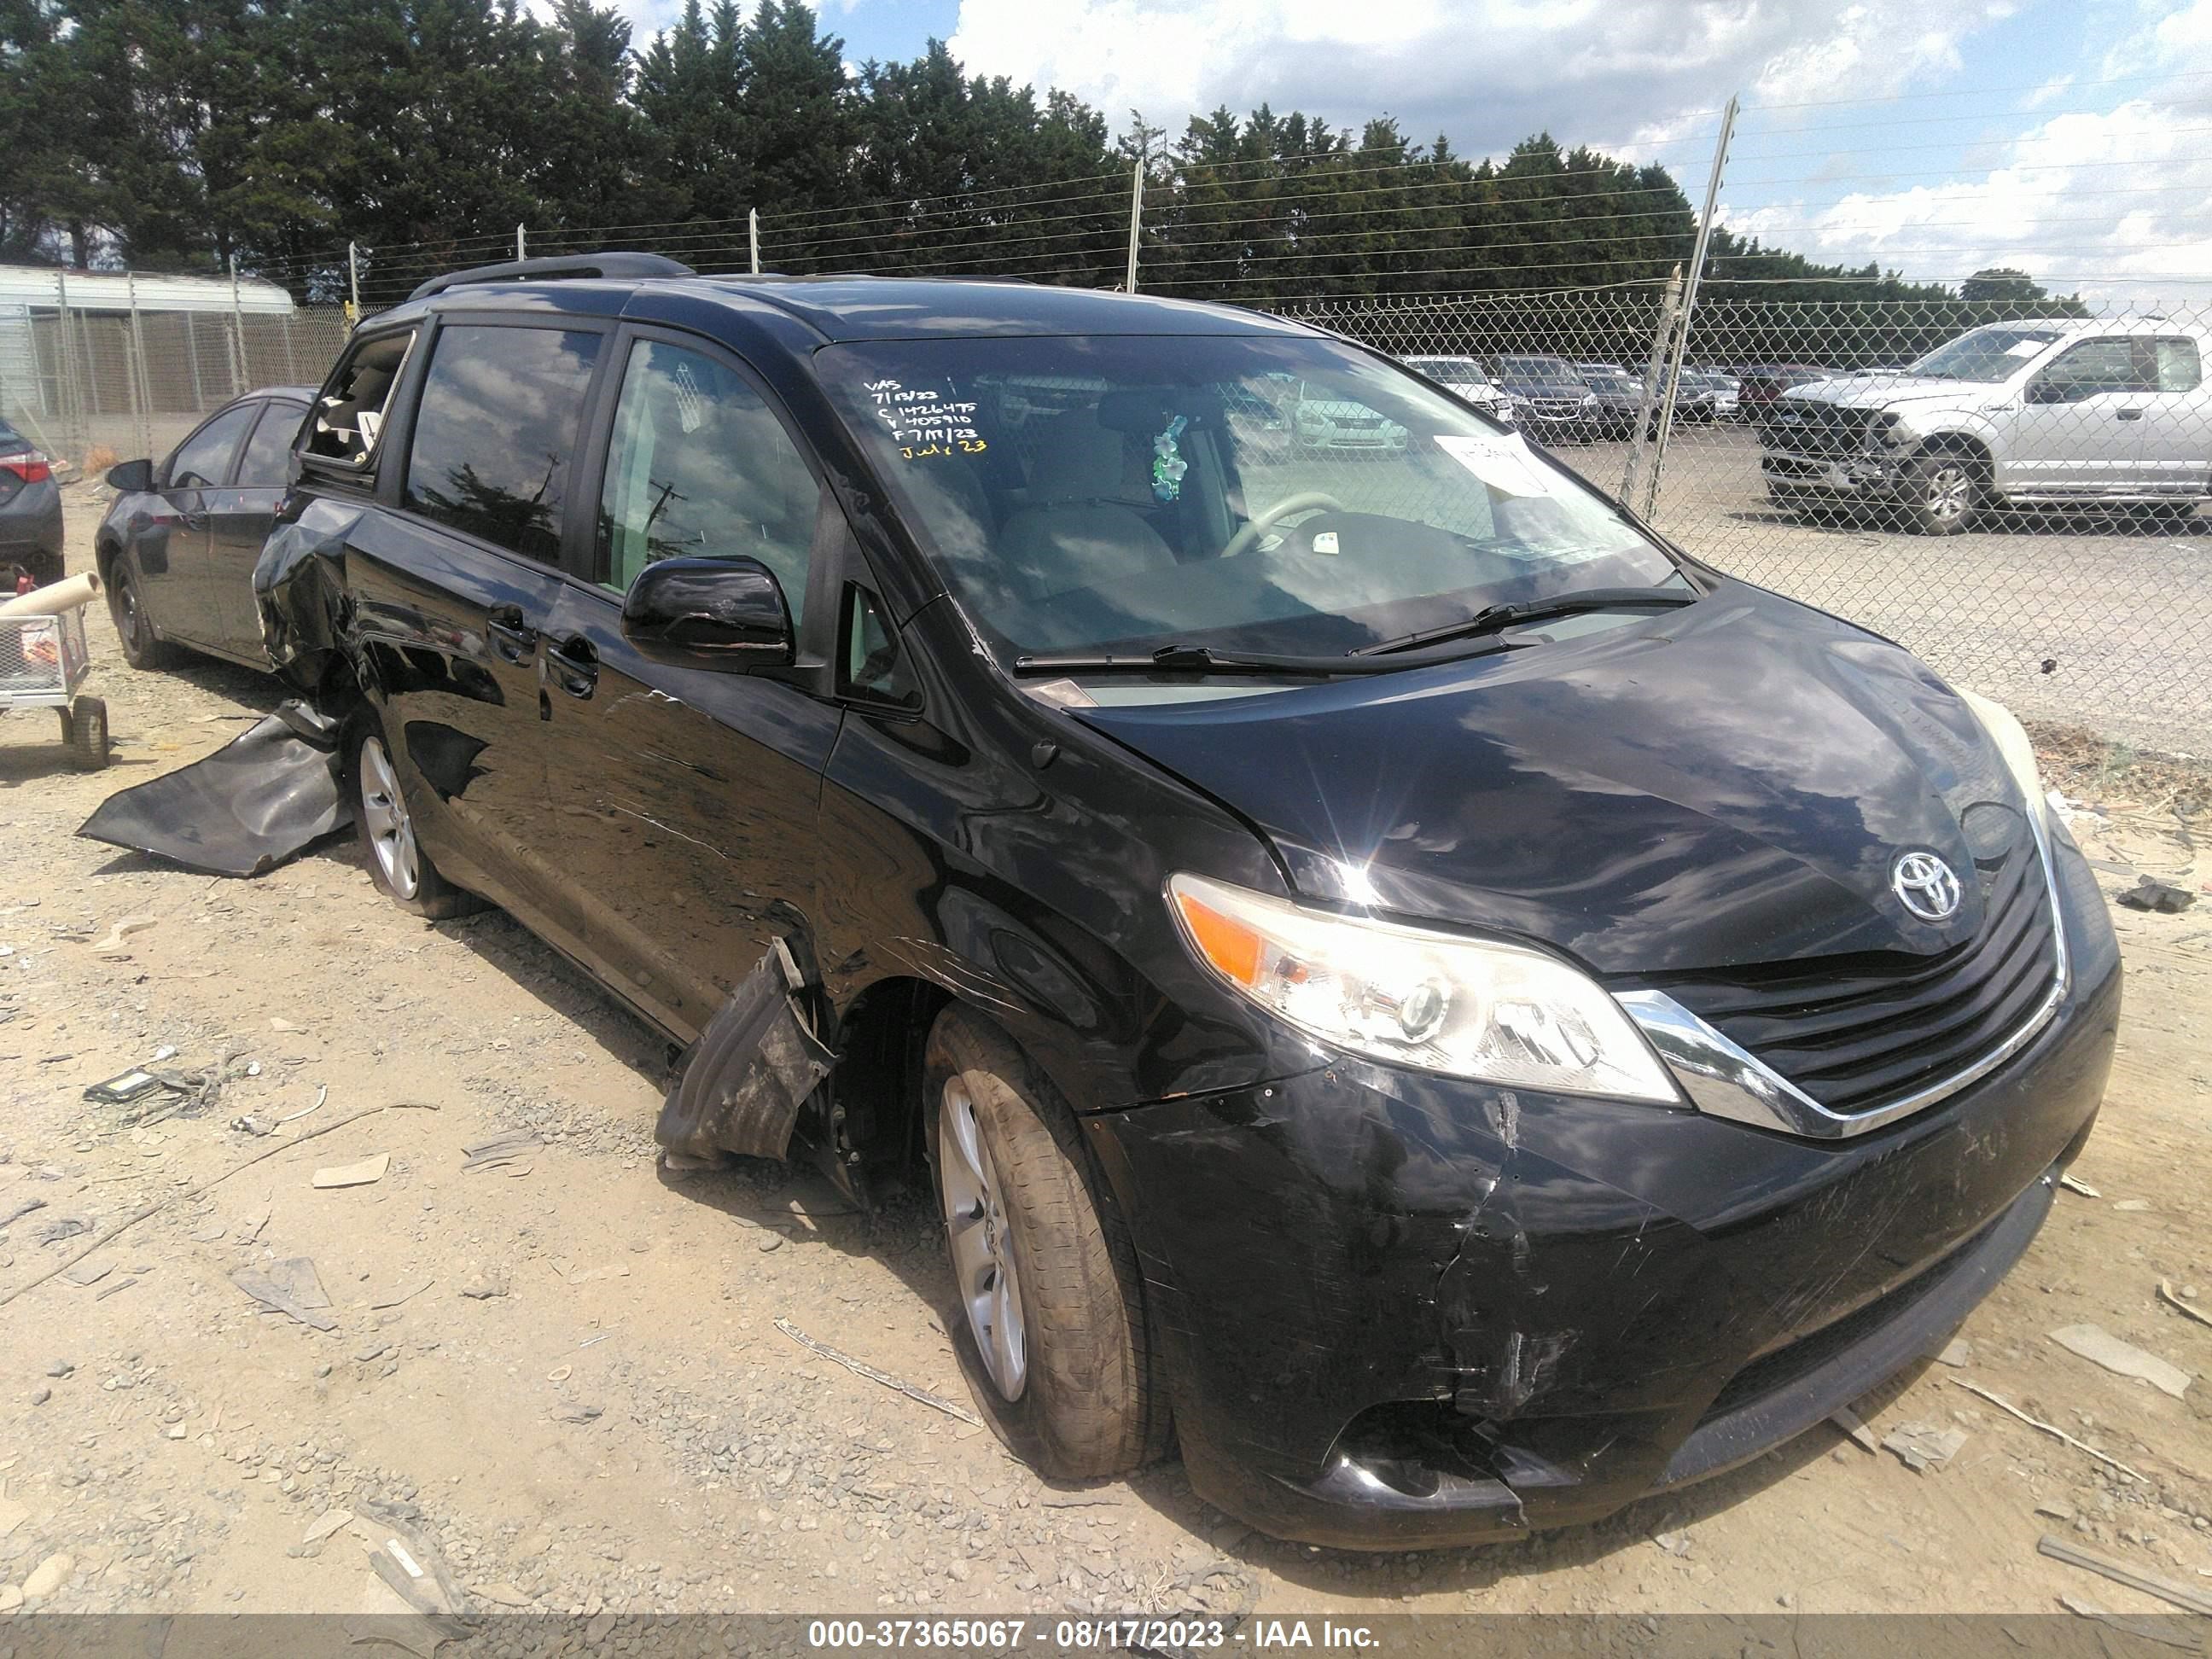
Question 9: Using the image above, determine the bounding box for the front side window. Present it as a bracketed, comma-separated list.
[309, 329, 415, 464]
[595, 339, 818, 622]
[818, 334, 1677, 661]
[166, 403, 259, 489]
[2040, 338, 2145, 399]
[404, 324, 602, 562]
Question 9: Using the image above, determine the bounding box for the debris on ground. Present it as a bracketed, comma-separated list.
[304, 1509, 354, 1545]
[2049, 1324, 2192, 1399]
[82, 1068, 172, 1106]
[1882, 1421, 1968, 1472]
[460, 1128, 539, 1177]
[1653, 1530, 1692, 1557]
[1951, 1378, 2149, 1482]
[367, 1278, 433, 1310]
[2057, 1594, 2203, 1651]
[2060, 1173, 2104, 1198]
[21, 1552, 73, 1599]
[775, 1317, 984, 1428]
[1937, 1338, 1975, 1368]
[1829, 1405, 1880, 1453]
[311, 1151, 390, 1190]
[2117, 876, 2197, 913]
[458, 1271, 509, 1301]
[231, 1257, 337, 1332]
[2161, 1282, 2212, 1331]
[2040, 1534, 2212, 1617]
[58, 1256, 110, 1287]
[90, 917, 155, 956]
[551, 1402, 604, 1423]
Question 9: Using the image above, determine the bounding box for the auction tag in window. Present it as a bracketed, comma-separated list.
[1434, 434, 1565, 498]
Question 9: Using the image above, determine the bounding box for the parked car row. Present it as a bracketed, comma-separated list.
[1397, 354, 1746, 441]
[85, 259, 2118, 1554]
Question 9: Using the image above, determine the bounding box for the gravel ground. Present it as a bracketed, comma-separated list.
[2, 480, 2209, 1630]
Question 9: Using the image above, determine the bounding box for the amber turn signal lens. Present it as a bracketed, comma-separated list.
[1173, 889, 1264, 987]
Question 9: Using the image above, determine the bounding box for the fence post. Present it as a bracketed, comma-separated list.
[184, 311, 205, 410]
[1124, 156, 1144, 293]
[1642, 93, 1738, 522]
[1621, 265, 1683, 507]
[228, 253, 248, 396]
[516, 223, 527, 261]
[52, 267, 84, 465]
[748, 209, 760, 276]
[347, 242, 360, 323]
[125, 268, 153, 462]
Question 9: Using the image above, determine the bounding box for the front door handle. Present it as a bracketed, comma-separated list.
[546, 635, 598, 698]
[486, 604, 538, 664]
[2116, 407, 2145, 421]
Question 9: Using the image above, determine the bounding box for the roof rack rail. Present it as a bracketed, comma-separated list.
[406, 252, 696, 303]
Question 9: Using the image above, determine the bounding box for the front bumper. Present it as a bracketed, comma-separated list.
[1088, 831, 2119, 1550]
[1762, 447, 1906, 497]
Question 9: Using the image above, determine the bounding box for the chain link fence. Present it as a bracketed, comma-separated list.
[4, 247, 2203, 752]
[1284, 288, 2212, 753]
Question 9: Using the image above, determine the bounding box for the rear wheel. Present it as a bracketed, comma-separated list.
[1900, 451, 1983, 535]
[352, 721, 482, 920]
[106, 556, 169, 670]
[924, 1008, 1169, 1479]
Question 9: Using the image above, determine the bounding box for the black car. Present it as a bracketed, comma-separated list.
[95, 386, 315, 667]
[0, 416, 65, 586]
[248, 255, 2117, 1551]
[1481, 353, 1599, 442]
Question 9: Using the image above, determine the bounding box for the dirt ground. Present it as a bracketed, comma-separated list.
[3, 478, 2210, 1627]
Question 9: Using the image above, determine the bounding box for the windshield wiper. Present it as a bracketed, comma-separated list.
[1349, 587, 1699, 658]
[1011, 642, 1509, 678]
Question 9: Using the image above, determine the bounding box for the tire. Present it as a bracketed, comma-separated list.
[1900, 451, 1983, 536]
[923, 1007, 1170, 1479]
[350, 719, 484, 920]
[67, 696, 109, 771]
[106, 555, 170, 671]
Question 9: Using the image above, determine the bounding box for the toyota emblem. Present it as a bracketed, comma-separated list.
[1892, 851, 1964, 922]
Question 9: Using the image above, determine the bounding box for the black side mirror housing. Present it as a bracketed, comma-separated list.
[106, 457, 154, 492]
[620, 556, 795, 668]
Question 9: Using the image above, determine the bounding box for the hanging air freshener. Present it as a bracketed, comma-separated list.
[1150, 415, 1190, 502]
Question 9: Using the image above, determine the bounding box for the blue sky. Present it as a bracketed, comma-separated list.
[609, 0, 2212, 302]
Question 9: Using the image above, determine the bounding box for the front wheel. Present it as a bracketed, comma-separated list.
[1899, 452, 1983, 535]
[351, 722, 483, 919]
[924, 1008, 1169, 1479]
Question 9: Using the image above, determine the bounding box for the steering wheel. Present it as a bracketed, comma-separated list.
[1217, 492, 1347, 561]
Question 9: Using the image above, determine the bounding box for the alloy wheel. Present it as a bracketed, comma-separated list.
[938, 1076, 1028, 1400]
[1926, 462, 1974, 524]
[358, 734, 422, 899]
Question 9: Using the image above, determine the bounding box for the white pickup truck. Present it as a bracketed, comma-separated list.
[1759, 319, 2212, 533]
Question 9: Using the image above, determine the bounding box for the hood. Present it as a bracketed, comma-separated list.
[1075, 585, 2027, 977]
[1300, 400, 1400, 421]
[1784, 374, 2001, 413]
[1500, 379, 1592, 400]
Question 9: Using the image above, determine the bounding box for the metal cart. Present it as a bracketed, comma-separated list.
[1, 601, 108, 770]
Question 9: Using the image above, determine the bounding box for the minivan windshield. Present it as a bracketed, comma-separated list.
[1907, 325, 2067, 383]
[819, 334, 1677, 661]
[1497, 355, 1577, 381]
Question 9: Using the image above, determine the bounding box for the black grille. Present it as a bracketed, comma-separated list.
[1761, 403, 1874, 457]
[1638, 840, 2058, 1115]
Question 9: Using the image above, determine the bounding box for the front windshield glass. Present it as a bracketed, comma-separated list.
[1409, 357, 1488, 385]
[1909, 325, 2066, 383]
[1499, 355, 1574, 380]
[819, 334, 1677, 660]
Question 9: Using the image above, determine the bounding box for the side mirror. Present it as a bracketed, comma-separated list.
[106, 457, 154, 492]
[2024, 379, 2065, 405]
[620, 555, 794, 668]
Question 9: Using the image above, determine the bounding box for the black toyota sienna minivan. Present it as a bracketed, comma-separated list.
[256, 254, 2119, 1550]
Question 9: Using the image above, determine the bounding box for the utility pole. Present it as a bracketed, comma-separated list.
[749, 210, 761, 276]
[1124, 154, 1144, 293]
[516, 224, 527, 261]
[1644, 93, 1739, 522]
[347, 242, 360, 323]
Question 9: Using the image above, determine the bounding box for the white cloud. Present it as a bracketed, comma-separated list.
[946, 0, 2016, 160]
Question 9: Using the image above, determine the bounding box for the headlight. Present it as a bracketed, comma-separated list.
[1957, 688, 2050, 827]
[1167, 873, 1680, 1102]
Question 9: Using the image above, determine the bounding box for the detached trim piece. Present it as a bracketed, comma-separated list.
[1620, 810, 2071, 1140]
[655, 940, 834, 1162]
